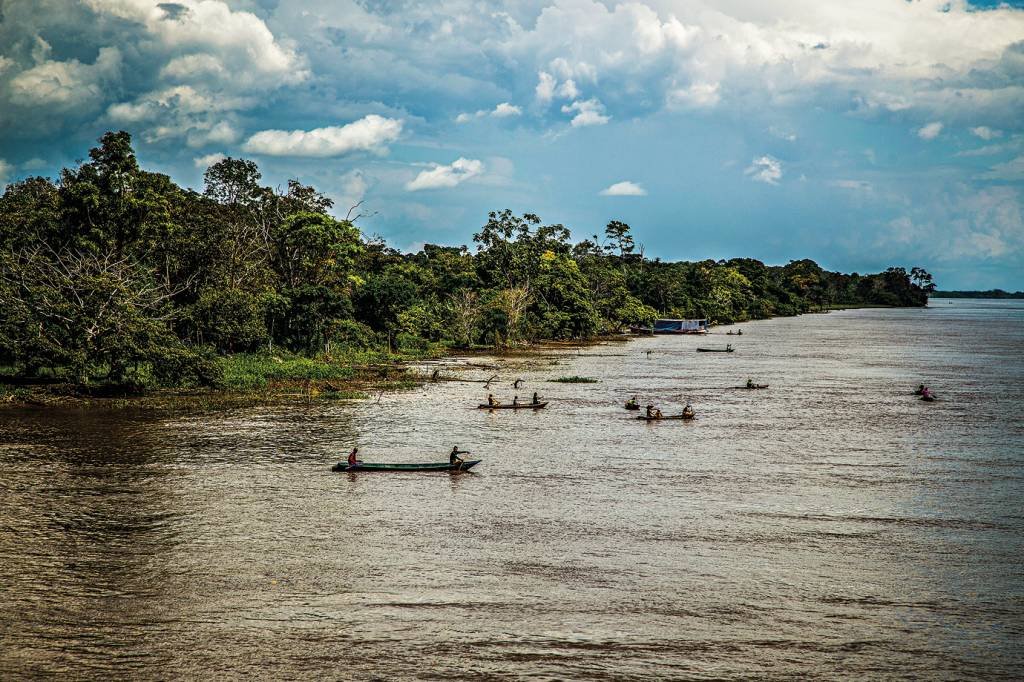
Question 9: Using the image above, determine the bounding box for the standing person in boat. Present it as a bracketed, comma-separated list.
[450, 446, 470, 466]
[512, 395, 519, 406]
[347, 447, 362, 469]
[532, 391, 540, 405]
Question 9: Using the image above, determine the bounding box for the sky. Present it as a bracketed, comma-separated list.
[1, 1, 1023, 289]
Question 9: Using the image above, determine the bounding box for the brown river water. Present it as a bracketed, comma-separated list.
[1, 299, 1022, 680]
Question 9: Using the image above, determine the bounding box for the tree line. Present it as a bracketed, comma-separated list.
[0, 132, 935, 388]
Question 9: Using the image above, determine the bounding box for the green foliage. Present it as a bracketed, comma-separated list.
[0, 132, 935, 392]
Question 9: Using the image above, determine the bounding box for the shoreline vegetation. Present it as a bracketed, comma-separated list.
[1, 132, 936, 409]
[931, 290, 1024, 299]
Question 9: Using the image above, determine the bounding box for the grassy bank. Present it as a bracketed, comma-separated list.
[0, 345, 447, 410]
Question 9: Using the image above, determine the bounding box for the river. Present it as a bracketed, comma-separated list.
[1, 299, 1022, 680]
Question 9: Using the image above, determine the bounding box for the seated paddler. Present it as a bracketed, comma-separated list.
[347, 447, 363, 468]
[450, 445, 469, 466]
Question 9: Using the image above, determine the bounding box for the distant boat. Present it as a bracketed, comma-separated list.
[477, 402, 548, 409]
[636, 414, 695, 421]
[735, 384, 768, 389]
[631, 318, 709, 335]
[333, 460, 481, 472]
[697, 347, 734, 353]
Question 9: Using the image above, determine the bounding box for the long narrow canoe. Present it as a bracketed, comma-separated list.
[477, 402, 548, 410]
[636, 414, 695, 421]
[697, 348, 734, 353]
[734, 384, 769, 389]
[333, 460, 481, 472]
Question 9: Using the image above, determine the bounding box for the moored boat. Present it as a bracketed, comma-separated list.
[477, 402, 548, 409]
[333, 460, 482, 472]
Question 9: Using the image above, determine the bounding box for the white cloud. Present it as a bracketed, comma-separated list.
[535, 70, 556, 103]
[599, 181, 647, 196]
[561, 98, 609, 127]
[917, 121, 944, 140]
[745, 155, 782, 185]
[243, 115, 403, 157]
[0, 159, 12, 186]
[193, 152, 226, 168]
[406, 157, 483, 191]
[979, 155, 1024, 181]
[492, 102, 522, 118]
[667, 82, 720, 109]
[556, 79, 580, 100]
[970, 126, 1003, 140]
[456, 102, 522, 122]
[9, 47, 121, 110]
[337, 169, 370, 210]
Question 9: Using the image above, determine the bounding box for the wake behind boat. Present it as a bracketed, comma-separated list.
[332, 460, 482, 472]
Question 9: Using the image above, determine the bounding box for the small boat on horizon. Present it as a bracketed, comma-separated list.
[697, 347, 734, 353]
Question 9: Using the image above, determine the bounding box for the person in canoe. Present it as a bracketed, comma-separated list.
[737, 329, 743, 335]
[646, 404, 655, 418]
[532, 391, 540, 405]
[682, 402, 695, 419]
[914, 384, 926, 396]
[626, 395, 639, 409]
[347, 447, 363, 468]
[512, 395, 519, 406]
[487, 393, 500, 406]
[746, 378, 755, 388]
[726, 343, 733, 351]
[450, 445, 470, 466]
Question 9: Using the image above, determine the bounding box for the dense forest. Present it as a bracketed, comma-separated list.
[0, 132, 934, 390]
[932, 290, 1024, 299]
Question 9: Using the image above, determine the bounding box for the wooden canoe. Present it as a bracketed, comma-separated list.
[477, 402, 548, 409]
[333, 460, 481, 472]
[697, 348, 734, 353]
[636, 414, 695, 421]
[735, 384, 769, 389]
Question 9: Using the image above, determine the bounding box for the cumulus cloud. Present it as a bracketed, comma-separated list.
[561, 98, 609, 127]
[456, 102, 522, 122]
[667, 82, 720, 109]
[917, 122, 944, 140]
[492, 102, 521, 118]
[745, 156, 782, 185]
[406, 158, 483, 191]
[193, 152, 226, 168]
[243, 115, 403, 157]
[535, 71, 556, 102]
[970, 126, 1003, 140]
[599, 181, 647, 196]
[9, 46, 121, 110]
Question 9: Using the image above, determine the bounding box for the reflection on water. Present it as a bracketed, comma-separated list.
[2, 299, 1023, 678]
